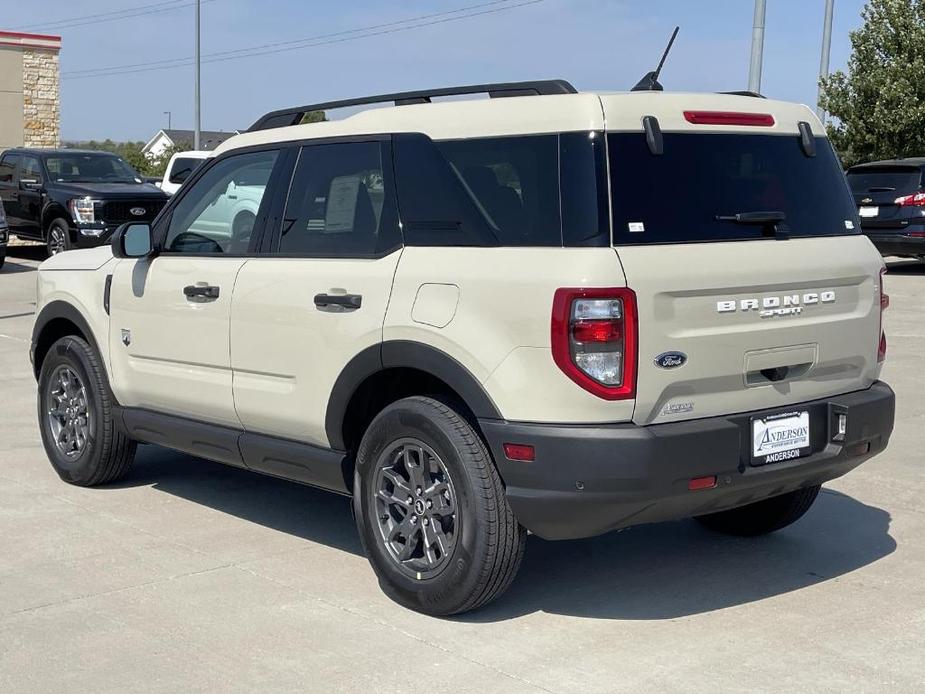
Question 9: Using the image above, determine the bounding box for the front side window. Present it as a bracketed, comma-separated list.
[609, 133, 860, 244]
[275, 141, 400, 256]
[45, 154, 137, 184]
[164, 149, 279, 254]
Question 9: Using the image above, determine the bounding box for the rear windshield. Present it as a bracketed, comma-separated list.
[847, 166, 922, 194]
[609, 133, 859, 244]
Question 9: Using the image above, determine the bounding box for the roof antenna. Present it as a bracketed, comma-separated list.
[631, 26, 680, 92]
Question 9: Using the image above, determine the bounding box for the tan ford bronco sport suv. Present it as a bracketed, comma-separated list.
[31, 79, 895, 615]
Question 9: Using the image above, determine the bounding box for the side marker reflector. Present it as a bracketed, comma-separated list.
[689, 475, 717, 491]
[503, 443, 535, 462]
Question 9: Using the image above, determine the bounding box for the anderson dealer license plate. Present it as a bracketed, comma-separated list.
[752, 411, 810, 465]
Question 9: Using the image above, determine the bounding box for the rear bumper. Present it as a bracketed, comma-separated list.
[480, 382, 895, 540]
[864, 227, 925, 257]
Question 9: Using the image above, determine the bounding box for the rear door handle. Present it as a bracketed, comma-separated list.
[314, 293, 362, 311]
[184, 284, 220, 301]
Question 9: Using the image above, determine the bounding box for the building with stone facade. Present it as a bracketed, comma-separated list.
[0, 31, 61, 151]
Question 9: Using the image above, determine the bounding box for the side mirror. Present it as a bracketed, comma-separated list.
[112, 223, 155, 259]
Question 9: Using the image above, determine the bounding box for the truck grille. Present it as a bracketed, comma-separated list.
[99, 200, 166, 224]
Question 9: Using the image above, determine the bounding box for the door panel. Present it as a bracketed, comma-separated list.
[108, 256, 247, 426]
[230, 138, 402, 448]
[231, 252, 401, 446]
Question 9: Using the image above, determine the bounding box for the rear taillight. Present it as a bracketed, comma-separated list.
[878, 267, 889, 363]
[894, 191, 925, 207]
[551, 288, 637, 400]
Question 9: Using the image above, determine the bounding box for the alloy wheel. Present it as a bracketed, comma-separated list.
[373, 438, 458, 578]
[48, 226, 67, 255]
[46, 366, 91, 458]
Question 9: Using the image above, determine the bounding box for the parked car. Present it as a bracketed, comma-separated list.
[0, 149, 168, 255]
[0, 199, 7, 270]
[31, 80, 895, 616]
[847, 158, 925, 260]
[157, 150, 209, 195]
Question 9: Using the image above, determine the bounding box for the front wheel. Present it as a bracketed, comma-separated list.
[38, 335, 136, 486]
[353, 396, 526, 616]
[46, 218, 71, 256]
[695, 485, 821, 536]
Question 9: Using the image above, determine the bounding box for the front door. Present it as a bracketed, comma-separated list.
[231, 138, 403, 448]
[108, 148, 282, 427]
[16, 154, 45, 239]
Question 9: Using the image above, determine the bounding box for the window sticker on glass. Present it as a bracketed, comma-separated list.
[844, 220, 855, 230]
[324, 176, 362, 233]
[628, 222, 645, 233]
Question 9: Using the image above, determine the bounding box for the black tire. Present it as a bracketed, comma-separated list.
[37, 335, 136, 486]
[353, 396, 526, 616]
[695, 485, 821, 536]
[46, 218, 71, 256]
[0, 251, 5, 270]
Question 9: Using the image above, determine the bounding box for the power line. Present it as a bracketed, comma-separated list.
[67, 0, 520, 77]
[13, 0, 219, 32]
[62, 0, 544, 80]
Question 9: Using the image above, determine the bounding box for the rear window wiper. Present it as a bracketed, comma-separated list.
[715, 210, 788, 238]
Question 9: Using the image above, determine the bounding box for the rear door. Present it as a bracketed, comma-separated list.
[606, 127, 884, 426]
[847, 165, 924, 229]
[230, 137, 403, 448]
[108, 148, 282, 427]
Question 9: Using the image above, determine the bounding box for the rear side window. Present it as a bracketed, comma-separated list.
[847, 166, 923, 194]
[393, 132, 608, 247]
[169, 157, 205, 184]
[0, 155, 17, 183]
[276, 141, 400, 256]
[609, 133, 860, 244]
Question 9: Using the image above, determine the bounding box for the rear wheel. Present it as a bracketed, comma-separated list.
[38, 335, 136, 486]
[46, 218, 71, 256]
[695, 485, 821, 536]
[354, 396, 526, 616]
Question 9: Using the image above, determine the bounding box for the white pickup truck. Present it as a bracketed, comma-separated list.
[157, 150, 209, 195]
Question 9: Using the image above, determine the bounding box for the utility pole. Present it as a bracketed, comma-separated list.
[748, 0, 767, 94]
[163, 111, 172, 130]
[818, 0, 835, 123]
[194, 0, 201, 150]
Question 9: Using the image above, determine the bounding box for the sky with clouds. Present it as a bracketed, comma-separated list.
[4, 0, 869, 142]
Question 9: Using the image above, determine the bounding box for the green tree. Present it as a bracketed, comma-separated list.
[819, 0, 925, 167]
[300, 110, 327, 124]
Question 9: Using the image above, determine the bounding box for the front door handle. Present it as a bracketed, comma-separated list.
[184, 284, 220, 301]
[314, 293, 362, 311]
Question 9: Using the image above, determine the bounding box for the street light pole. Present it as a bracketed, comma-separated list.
[748, 0, 767, 94]
[818, 0, 835, 123]
[194, 0, 201, 150]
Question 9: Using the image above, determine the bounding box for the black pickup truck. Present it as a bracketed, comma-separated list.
[0, 149, 168, 255]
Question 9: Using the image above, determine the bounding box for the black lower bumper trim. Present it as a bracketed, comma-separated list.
[479, 382, 895, 540]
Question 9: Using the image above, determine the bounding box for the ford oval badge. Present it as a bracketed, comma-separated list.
[654, 351, 687, 369]
[130, 207, 146, 217]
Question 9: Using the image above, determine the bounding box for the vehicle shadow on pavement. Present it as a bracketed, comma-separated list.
[1, 258, 41, 274]
[467, 489, 894, 622]
[125, 445, 364, 555]
[123, 447, 893, 621]
[5, 245, 46, 263]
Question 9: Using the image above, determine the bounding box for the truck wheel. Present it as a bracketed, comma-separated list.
[46, 218, 71, 256]
[353, 396, 526, 616]
[38, 335, 136, 486]
[695, 485, 821, 536]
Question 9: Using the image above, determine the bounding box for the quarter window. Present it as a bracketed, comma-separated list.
[275, 141, 400, 256]
[0, 155, 17, 183]
[164, 149, 279, 254]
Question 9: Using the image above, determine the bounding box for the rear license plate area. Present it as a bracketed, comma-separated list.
[859, 206, 879, 218]
[751, 410, 811, 466]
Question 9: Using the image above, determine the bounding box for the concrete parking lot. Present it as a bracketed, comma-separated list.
[0, 245, 922, 693]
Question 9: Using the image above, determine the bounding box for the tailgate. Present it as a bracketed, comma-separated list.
[618, 236, 884, 425]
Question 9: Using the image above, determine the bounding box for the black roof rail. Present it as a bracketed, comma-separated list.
[248, 79, 578, 132]
[719, 90, 766, 98]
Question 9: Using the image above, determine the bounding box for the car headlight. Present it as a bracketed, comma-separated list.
[68, 197, 99, 224]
